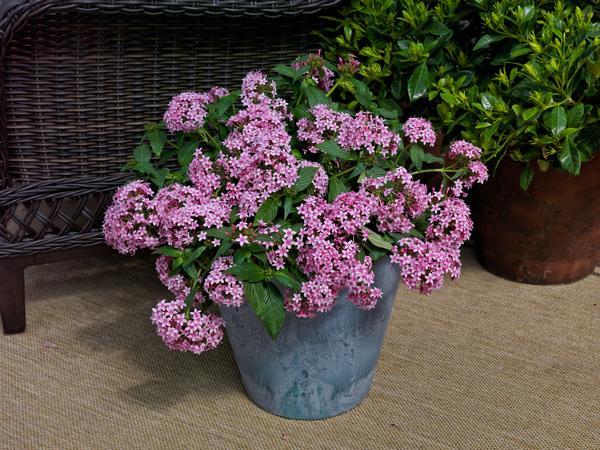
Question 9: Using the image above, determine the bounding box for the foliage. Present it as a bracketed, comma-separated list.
[435, 1, 600, 187]
[319, 0, 600, 188]
[318, 0, 484, 118]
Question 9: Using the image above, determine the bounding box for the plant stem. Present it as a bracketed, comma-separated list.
[326, 80, 341, 98]
[411, 168, 460, 175]
[333, 164, 358, 178]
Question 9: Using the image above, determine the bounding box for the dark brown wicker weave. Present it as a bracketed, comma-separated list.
[0, 0, 343, 334]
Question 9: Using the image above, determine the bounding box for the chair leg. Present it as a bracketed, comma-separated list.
[0, 260, 26, 334]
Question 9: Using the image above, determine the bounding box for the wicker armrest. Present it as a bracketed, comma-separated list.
[0, 175, 130, 254]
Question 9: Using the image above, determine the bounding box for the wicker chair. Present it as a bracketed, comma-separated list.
[0, 0, 342, 334]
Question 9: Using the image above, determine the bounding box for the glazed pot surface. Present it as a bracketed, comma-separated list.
[473, 156, 600, 284]
[219, 258, 400, 420]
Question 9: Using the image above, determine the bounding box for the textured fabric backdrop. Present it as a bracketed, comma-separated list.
[1, 250, 599, 449]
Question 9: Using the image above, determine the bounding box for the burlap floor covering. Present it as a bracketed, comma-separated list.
[1, 250, 599, 449]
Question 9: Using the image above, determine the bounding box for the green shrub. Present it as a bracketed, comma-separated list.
[320, 0, 600, 187]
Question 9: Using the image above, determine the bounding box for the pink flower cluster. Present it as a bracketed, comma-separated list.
[104, 68, 492, 354]
[203, 257, 245, 307]
[188, 148, 221, 197]
[163, 87, 228, 133]
[151, 299, 225, 354]
[102, 181, 161, 255]
[448, 140, 489, 188]
[361, 167, 428, 234]
[390, 190, 473, 294]
[220, 83, 299, 218]
[240, 71, 277, 107]
[153, 184, 230, 249]
[297, 105, 400, 157]
[391, 239, 461, 293]
[286, 193, 383, 318]
[402, 117, 437, 147]
[292, 50, 335, 91]
[448, 140, 482, 159]
[337, 54, 360, 76]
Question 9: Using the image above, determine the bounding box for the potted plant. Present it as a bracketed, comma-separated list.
[103, 57, 487, 419]
[435, 1, 600, 283]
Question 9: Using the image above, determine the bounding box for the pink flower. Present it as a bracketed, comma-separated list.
[203, 257, 245, 307]
[465, 160, 489, 187]
[391, 238, 461, 294]
[337, 54, 360, 76]
[164, 88, 228, 133]
[103, 181, 161, 255]
[292, 51, 335, 91]
[240, 71, 277, 107]
[448, 140, 482, 160]
[188, 148, 222, 197]
[151, 299, 225, 354]
[402, 117, 437, 147]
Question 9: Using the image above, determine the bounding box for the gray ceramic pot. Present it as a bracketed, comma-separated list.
[218, 258, 400, 420]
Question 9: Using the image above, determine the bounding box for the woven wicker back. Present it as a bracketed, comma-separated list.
[1, 9, 327, 184]
[0, 1, 342, 255]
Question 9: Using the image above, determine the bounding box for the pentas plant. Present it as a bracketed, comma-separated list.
[103, 56, 488, 355]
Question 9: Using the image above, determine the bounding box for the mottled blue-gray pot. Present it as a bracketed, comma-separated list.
[218, 258, 400, 420]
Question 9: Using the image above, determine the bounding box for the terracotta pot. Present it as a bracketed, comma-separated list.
[472, 155, 600, 284]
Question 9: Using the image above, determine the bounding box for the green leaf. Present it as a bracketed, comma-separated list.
[519, 165, 534, 190]
[273, 64, 299, 79]
[305, 86, 330, 107]
[440, 92, 458, 106]
[183, 286, 198, 308]
[537, 159, 551, 172]
[294, 166, 319, 192]
[391, 76, 402, 100]
[227, 260, 266, 282]
[214, 95, 236, 116]
[422, 153, 444, 164]
[148, 129, 167, 156]
[283, 197, 293, 219]
[407, 63, 430, 102]
[351, 79, 374, 108]
[558, 139, 581, 175]
[350, 163, 366, 178]
[366, 166, 387, 178]
[410, 145, 425, 170]
[367, 230, 393, 251]
[178, 140, 200, 167]
[215, 239, 233, 258]
[184, 246, 206, 265]
[522, 107, 540, 122]
[328, 177, 349, 203]
[545, 106, 567, 137]
[151, 168, 169, 188]
[473, 34, 504, 51]
[206, 227, 231, 239]
[566, 104, 584, 127]
[133, 144, 151, 164]
[243, 281, 286, 339]
[254, 198, 279, 224]
[182, 263, 198, 281]
[134, 161, 157, 177]
[272, 271, 301, 290]
[153, 246, 181, 257]
[317, 141, 356, 161]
